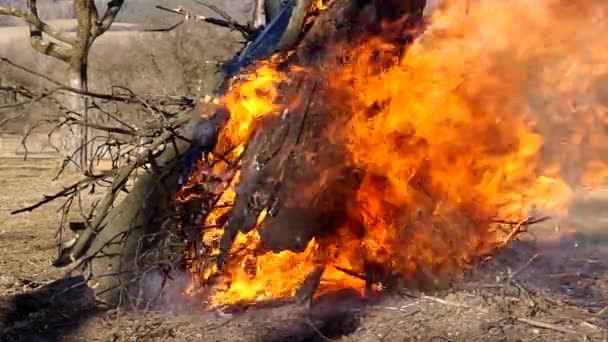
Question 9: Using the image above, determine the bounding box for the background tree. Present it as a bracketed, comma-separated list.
[0, 0, 125, 169]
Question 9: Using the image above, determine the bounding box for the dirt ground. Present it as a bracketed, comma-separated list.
[0, 157, 607, 342]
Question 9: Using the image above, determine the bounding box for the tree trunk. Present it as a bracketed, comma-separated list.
[59, 0, 314, 306]
[61, 52, 89, 170]
[61, 0, 94, 170]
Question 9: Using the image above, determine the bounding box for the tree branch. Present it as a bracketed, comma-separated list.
[63, 130, 175, 262]
[29, 35, 72, 63]
[92, 0, 125, 38]
[252, 0, 266, 29]
[11, 172, 111, 215]
[0, 5, 75, 45]
[0, 1, 73, 62]
[156, 4, 258, 40]
[28, 0, 71, 61]
[194, 0, 236, 23]
[0, 57, 191, 112]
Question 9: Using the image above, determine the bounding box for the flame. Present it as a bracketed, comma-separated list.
[221, 60, 286, 151]
[180, 0, 608, 306]
[305, 0, 333, 26]
[310, 0, 330, 12]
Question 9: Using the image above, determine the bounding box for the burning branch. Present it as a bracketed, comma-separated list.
[495, 216, 551, 248]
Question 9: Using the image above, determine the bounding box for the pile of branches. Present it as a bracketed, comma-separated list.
[2, 0, 352, 306]
[0, 0, 298, 306]
[0, 55, 202, 303]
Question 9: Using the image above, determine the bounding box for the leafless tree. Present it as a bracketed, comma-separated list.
[0, 0, 125, 169]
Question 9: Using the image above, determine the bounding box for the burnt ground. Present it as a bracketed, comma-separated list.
[0, 158, 607, 342]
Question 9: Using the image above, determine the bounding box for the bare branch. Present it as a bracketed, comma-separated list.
[64, 130, 176, 262]
[69, 119, 142, 136]
[28, 37, 70, 63]
[0, 5, 75, 45]
[1, 57, 65, 87]
[0, 89, 51, 128]
[89, 101, 138, 131]
[0, 57, 193, 113]
[92, 0, 126, 38]
[24, 0, 72, 62]
[140, 20, 185, 33]
[194, 0, 235, 23]
[11, 172, 112, 214]
[155, 5, 258, 40]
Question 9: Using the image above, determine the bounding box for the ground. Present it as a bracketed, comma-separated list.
[0, 153, 607, 342]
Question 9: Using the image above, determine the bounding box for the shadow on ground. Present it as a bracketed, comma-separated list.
[258, 290, 365, 342]
[0, 276, 101, 342]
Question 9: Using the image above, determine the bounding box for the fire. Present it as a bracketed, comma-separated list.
[310, 0, 330, 12]
[179, 0, 608, 306]
[221, 60, 287, 151]
[306, 0, 333, 26]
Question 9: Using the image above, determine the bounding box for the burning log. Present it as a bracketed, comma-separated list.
[179, 0, 430, 306]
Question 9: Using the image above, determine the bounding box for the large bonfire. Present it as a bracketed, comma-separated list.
[175, 0, 608, 307]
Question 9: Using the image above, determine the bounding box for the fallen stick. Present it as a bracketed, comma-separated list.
[511, 253, 541, 277]
[401, 291, 489, 314]
[515, 317, 586, 336]
[596, 306, 608, 317]
[545, 272, 584, 279]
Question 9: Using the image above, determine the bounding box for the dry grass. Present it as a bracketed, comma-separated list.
[0, 159, 81, 288]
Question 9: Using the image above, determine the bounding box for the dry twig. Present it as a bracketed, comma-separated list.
[401, 290, 489, 313]
[515, 317, 586, 337]
[155, 4, 257, 40]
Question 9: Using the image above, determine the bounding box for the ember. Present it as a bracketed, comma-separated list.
[176, 0, 608, 307]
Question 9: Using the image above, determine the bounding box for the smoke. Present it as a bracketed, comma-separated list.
[140, 270, 202, 312]
[424, 0, 608, 190]
[416, 0, 608, 245]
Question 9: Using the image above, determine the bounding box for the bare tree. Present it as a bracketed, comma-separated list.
[0, 0, 125, 169]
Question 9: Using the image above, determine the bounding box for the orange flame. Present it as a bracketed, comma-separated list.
[310, 0, 330, 12]
[222, 60, 287, 151]
[183, 0, 608, 306]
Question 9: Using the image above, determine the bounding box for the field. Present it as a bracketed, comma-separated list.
[0, 154, 607, 341]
